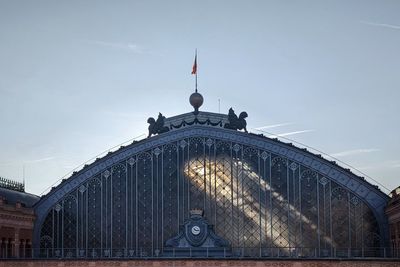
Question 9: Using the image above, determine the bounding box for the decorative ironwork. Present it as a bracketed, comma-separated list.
[169, 117, 223, 130]
[37, 135, 383, 258]
[165, 209, 229, 248]
[0, 176, 24, 192]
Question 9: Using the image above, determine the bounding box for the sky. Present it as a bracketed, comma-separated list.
[0, 0, 399, 196]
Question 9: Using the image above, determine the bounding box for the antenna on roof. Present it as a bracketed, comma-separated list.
[23, 164, 26, 191]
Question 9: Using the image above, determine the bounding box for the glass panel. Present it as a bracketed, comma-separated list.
[38, 136, 382, 258]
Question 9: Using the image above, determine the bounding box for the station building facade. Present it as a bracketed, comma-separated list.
[0, 178, 38, 258]
[1, 96, 399, 261]
[387, 186, 400, 257]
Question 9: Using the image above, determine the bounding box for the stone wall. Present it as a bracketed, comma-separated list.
[0, 197, 35, 258]
[1, 260, 400, 267]
[387, 186, 400, 257]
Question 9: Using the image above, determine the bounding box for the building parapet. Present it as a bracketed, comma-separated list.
[0, 177, 24, 192]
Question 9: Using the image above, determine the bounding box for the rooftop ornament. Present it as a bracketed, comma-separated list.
[189, 91, 204, 115]
[147, 112, 170, 137]
[224, 107, 248, 132]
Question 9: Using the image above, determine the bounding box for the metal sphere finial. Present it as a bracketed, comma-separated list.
[189, 92, 204, 115]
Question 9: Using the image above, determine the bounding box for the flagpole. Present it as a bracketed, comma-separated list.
[189, 49, 203, 115]
[195, 49, 198, 93]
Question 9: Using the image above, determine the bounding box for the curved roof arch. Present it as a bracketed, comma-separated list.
[33, 113, 390, 247]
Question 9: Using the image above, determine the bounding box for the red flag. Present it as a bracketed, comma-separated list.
[191, 54, 197, 75]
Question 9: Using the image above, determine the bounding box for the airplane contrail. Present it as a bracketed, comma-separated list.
[254, 122, 293, 130]
[357, 159, 399, 171]
[360, 21, 400, 30]
[330, 148, 380, 157]
[25, 157, 55, 163]
[269, 129, 314, 138]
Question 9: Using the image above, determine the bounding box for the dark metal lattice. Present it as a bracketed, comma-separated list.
[38, 137, 382, 258]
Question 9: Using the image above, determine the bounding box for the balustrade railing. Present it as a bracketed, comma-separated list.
[1, 247, 399, 259]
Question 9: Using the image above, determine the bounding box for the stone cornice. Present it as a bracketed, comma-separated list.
[0, 205, 35, 215]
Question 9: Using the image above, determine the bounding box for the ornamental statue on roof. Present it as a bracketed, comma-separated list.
[223, 107, 248, 132]
[147, 112, 169, 137]
[146, 52, 248, 137]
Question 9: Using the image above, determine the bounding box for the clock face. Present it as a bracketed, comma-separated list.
[191, 225, 201, 236]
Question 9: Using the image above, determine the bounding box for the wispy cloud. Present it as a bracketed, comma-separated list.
[86, 40, 147, 53]
[0, 161, 16, 166]
[101, 110, 148, 119]
[330, 149, 380, 158]
[360, 21, 400, 30]
[269, 129, 314, 138]
[254, 123, 293, 130]
[25, 157, 55, 163]
[357, 160, 400, 171]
